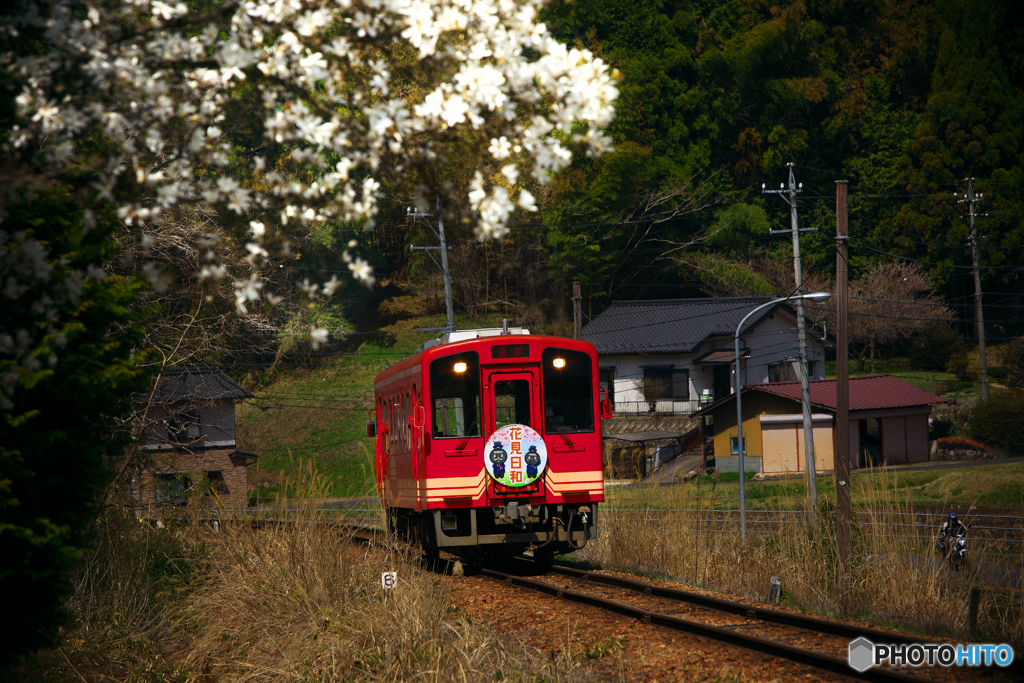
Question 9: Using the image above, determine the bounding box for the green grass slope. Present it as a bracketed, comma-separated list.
[237, 293, 513, 500]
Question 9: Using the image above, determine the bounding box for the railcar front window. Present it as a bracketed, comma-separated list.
[494, 379, 531, 429]
[542, 348, 594, 433]
[430, 352, 481, 438]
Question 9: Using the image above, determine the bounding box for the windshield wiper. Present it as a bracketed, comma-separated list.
[455, 421, 478, 453]
[547, 420, 574, 448]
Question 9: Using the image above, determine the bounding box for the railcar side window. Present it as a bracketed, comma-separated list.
[390, 398, 398, 451]
[394, 395, 402, 452]
[401, 393, 408, 451]
[388, 398, 394, 451]
[429, 351, 481, 438]
[406, 392, 412, 450]
[542, 348, 595, 433]
[394, 395, 400, 451]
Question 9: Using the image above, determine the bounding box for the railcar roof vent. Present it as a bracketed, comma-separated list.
[418, 327, 532, 352]
[436, 327, 530, 346]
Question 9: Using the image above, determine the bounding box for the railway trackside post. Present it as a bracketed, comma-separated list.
[966, 588, 981, 639]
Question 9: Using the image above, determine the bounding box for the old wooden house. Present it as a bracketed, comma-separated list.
[136, 367, 256, 511]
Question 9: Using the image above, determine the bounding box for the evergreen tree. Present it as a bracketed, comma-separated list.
[0, 191, 149, 664]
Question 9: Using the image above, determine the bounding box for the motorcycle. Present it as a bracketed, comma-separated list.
[938, 532, 968, 571]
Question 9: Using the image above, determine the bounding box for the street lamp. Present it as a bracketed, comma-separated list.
[735, 292, 831, 541]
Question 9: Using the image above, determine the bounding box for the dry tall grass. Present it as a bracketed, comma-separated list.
[163, 462, 576, 682]
[586, 470, 1024, 647]
[172, 498, 530, 682]
[8, 467, 567, 682]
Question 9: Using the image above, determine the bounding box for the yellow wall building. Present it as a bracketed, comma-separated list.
[695, 375, 944, 474]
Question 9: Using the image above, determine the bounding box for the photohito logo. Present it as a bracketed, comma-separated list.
[848, 637, 1014, 672]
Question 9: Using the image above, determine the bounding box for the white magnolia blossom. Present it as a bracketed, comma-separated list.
[310, 327, 329, 350]
[518, 189, 537, 212]
[322, 275, 342, 296]
[501, 164, 519, 186]
[0, 0, 618, 394]
[233, 273, 264, 315]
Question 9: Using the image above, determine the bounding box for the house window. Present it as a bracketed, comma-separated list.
[806, 361, 815, 379]
[203, 470, 228, 496]
[155, 473, 190, 505]
[167, 408, 200, 444]
[768, 361, 796, 383]
[641, 368, 689, 400]
[730, 437, 747, 455]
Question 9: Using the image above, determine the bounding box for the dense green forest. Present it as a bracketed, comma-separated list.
[366, 0, 1023, 345]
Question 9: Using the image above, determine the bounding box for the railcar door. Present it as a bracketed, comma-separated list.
[410, 386, 426, 481]
[374, 404, 385, 489]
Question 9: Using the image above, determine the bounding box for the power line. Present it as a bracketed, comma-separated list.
[859, 245, 1020, 271]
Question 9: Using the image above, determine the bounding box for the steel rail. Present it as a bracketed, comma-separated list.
[545, 563, 1024, 677]
[481, 566, 929, 683]
[549, 564, 912, 644]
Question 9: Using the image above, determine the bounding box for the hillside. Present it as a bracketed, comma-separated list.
[236, 291, 518, 499]
[238, 285, 1014, 501]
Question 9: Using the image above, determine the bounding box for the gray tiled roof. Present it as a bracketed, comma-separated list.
[148, 367, 254, 402]
[582, 296, 779, 354]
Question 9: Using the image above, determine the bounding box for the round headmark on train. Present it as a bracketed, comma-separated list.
[484, 424, 548, 487]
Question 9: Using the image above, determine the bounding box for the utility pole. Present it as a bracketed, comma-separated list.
[763, 163, 818, 507]
[959, 179, 990, 400]
[408, 195, 455, 333]
[572, 281, 582, 339]
[835, 180, 851, 608]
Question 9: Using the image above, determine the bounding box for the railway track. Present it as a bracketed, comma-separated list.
[205, 518, 1021, 681]
[479, 558, 1021, 683]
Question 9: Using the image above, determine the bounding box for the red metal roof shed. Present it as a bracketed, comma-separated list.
[750, 374, 946, 411]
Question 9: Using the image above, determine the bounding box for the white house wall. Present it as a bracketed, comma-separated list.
[728, 308, 826, 384]
[602, 309, 826, 404]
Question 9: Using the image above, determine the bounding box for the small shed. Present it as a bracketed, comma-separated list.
[694, 375, 946, 474]
[136, 367, 256, 511]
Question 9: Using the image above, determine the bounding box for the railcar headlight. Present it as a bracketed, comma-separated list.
[552, 357, 566, 369]
[453, 361, 468, 373]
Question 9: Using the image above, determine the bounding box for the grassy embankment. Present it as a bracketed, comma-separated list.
[825, 340, 1012, 396]
[609, 461, 1024, 512]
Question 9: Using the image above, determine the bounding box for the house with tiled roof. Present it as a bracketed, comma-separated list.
[135, 367, 257, 512]
[693, 375, 947, 474]
[582, 297, 830, 416]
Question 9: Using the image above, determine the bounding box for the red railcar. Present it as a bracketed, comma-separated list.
[370, 327, 608, 565]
